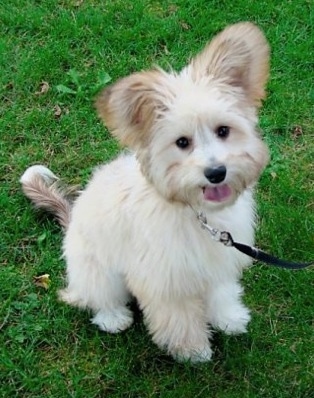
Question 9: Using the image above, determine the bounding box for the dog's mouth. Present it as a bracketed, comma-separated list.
[202, 184, 232, 202]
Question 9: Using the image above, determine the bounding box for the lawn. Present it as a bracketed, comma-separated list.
[0, 0, 313, 397]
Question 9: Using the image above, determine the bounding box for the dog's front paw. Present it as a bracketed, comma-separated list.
[92, 307, 133, 333]
[170, 343, 213, 363]
[211, 305, 251, 335]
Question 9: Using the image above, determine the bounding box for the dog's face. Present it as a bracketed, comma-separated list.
[96, 22, 270, 210]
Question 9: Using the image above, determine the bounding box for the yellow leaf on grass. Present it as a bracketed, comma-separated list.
[34, 274, 51, 290]
[35, 81, 50, 95]
[54, 105, 62, 118]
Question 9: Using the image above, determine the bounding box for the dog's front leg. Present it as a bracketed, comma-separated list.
[141, 297, 212, 363]
[205, 281, 251, 334]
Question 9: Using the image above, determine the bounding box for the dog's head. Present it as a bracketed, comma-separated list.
[96, 22, 270, 210]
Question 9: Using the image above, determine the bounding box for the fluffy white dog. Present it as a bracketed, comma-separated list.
[21, 22, 270, 362]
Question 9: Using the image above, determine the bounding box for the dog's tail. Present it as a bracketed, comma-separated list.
[20, 165, 77, 229]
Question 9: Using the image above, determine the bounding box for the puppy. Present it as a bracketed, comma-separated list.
[21, 22, 270, 362]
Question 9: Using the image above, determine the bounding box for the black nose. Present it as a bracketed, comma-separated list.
[204, 165, 226, 184]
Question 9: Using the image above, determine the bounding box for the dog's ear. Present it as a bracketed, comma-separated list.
[95, 70, 170, 148]
[189, 22, 270, 107]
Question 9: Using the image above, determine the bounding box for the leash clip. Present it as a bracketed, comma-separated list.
[197, 212, 234, 247]
[220, 231, 234, 247]
[197, 212, 222, 242]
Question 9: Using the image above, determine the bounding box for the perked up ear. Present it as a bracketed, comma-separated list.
[95, 70, 170, 148]
[189, 22, 270, 107]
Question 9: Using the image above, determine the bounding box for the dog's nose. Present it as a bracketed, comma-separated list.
[204, 165, 227, 184]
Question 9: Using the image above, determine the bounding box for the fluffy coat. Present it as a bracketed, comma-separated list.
[21, 22, 270, 362]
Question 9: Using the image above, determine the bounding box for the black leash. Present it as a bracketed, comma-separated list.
[197, 212, 312, 270]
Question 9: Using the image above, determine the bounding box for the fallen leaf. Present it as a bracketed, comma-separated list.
[168, 5, 178, 13]
[270, 171, 277, 179]
[290, 342, 297, 354]
[292, 125, 303, 139]
[54, 105, 62, 118]
[35, 81, 50, 95]
[180, 21, 190, 30]
[34, 274, 51, 290]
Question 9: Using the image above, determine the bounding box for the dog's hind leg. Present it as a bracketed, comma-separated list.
[60, 235, 134, 333]
[91, 305, 134, 333]
[89, 270, 134, 333]
[60, 267, 134, 333]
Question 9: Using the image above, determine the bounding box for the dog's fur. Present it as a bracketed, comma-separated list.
[21, 22, 270, 362]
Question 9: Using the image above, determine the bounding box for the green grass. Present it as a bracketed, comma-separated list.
[1, 1, 313, 397]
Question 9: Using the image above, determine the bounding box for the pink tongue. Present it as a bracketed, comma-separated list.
[203, 185, 232, 202]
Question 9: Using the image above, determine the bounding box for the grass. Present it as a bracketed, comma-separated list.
[0, 0, 313, 397]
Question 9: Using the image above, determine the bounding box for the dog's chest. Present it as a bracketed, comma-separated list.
[123, 204, 250, 299]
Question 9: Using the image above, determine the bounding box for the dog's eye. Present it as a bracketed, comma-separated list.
[176, 137, 191, 149]
[216, 126, 230, 139]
